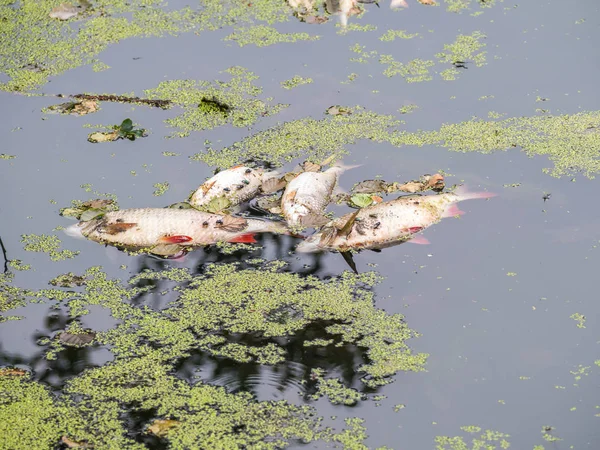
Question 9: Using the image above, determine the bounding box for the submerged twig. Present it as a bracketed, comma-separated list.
[71, 94, 171, 109]
[0, 235, 9, 273]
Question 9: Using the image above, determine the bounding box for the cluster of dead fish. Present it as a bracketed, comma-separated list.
[65, 158, 494, 259]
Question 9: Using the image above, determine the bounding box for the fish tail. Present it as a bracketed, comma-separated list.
[453, 185, 497, 202]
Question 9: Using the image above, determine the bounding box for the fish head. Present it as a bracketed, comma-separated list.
[64, 221, 98, 240]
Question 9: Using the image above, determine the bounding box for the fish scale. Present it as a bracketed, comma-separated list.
[72, 208, 288, 248]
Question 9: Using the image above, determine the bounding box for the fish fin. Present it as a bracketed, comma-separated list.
[338, 209, 360, 237]
[261, 177, 287, 194]
[228, 233, 257, 244]
[159, 235, 193, 244]
[319, 154, 337, 167]
[340, 251, 358, 274]
[442, 204, 465, 218]
[453, 185, 497, 201]
[103, 223, 137, 235]
[407, 235, 430, 245]
[408, 226, 424, 233]
[215, 215, 248, 232]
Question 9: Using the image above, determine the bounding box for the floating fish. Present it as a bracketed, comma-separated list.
[65, 208, 288, 255]
[189, 165, 284, 210]
[281, 164, 356, 228]
[296, 186, 495, 252]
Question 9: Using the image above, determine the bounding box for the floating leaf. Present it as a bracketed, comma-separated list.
[82, 199, 114, 209]
[147, 419, 181, 437]
[326, 105, 352, 116]
[87, 131, 118, 143]
[352, 179, 389, 194]
[80, 208, 105, 222]
[204, 196, 231, 213]
[47, 99, 99, 116]
[0, 368, 28, 377]
[50, 273, 87, 287]
[418, 0, 436, 4]
[349, 193, 375, 208]
[302, 161, 321, 173]
[61, 436, 91, 448]
[59, 331, 96, 347]
[119, 118, 133, 133]
[49, 3, 79, 20]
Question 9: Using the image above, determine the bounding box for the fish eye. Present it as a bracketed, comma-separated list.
[223, 187, 230, 192]
[245, 168, 252, 174]
[202, 221, 209, 227]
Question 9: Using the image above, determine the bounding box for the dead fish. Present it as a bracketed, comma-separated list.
[296, 186, 495, 252]
[65, 208, 289, 253]
[189, 165, 284, 209]
[282, 164, 357, 227]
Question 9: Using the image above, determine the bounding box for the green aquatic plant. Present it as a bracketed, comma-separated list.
[0, 260, 427, 448]
[225, 24, 318, 47]
[21, 234, 79, 261]
[435, 426, 511, 449]
[145, 66, 288, 137]
[0, 0, 296, 92]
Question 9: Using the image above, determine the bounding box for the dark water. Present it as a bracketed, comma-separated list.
[2, 0, 600, 448]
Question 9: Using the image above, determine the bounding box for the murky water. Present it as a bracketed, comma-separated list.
[2, 0, 600, 448]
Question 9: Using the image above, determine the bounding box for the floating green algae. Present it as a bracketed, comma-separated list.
[0, 154, 15, 160]
[195, 108, 401, 167]
[0, 0, 295, 92]
[190, 107, 600, 177]
[281, 75, 314, 90]
[1, 260, 427, 448]
[435, 31, 487, 68]
[225, 24, 318, 47]
[310, 370, 366, 405]
[444, 0, 498, 13]
[435, 426, 511, 449]
[379, 29, 419, 42]
[21, 234, 79, 261]
[144, 66, 288, 138]
[152, 181, 169, 196]
[389, 111, 600, 178]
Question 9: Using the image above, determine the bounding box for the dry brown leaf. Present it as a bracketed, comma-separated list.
[60, 331, 96, 347]
[49, 3, 79, 20]
[215, 215, 248, 232]
[72, 100, 99, 115]
[87, 131, 119, 143]
[147, 419, 180, 437]
[0, 368, 28, 377]
[82, 199, 114, 209]
[302, 161, 321, 173]
[61, 436, 91, 448]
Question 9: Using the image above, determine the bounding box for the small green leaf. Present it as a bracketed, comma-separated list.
[120, 118, 133, 132]
[80, 209, 105, 222]
[205, 196, 231, 213]
[349, 193, 374, 208]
